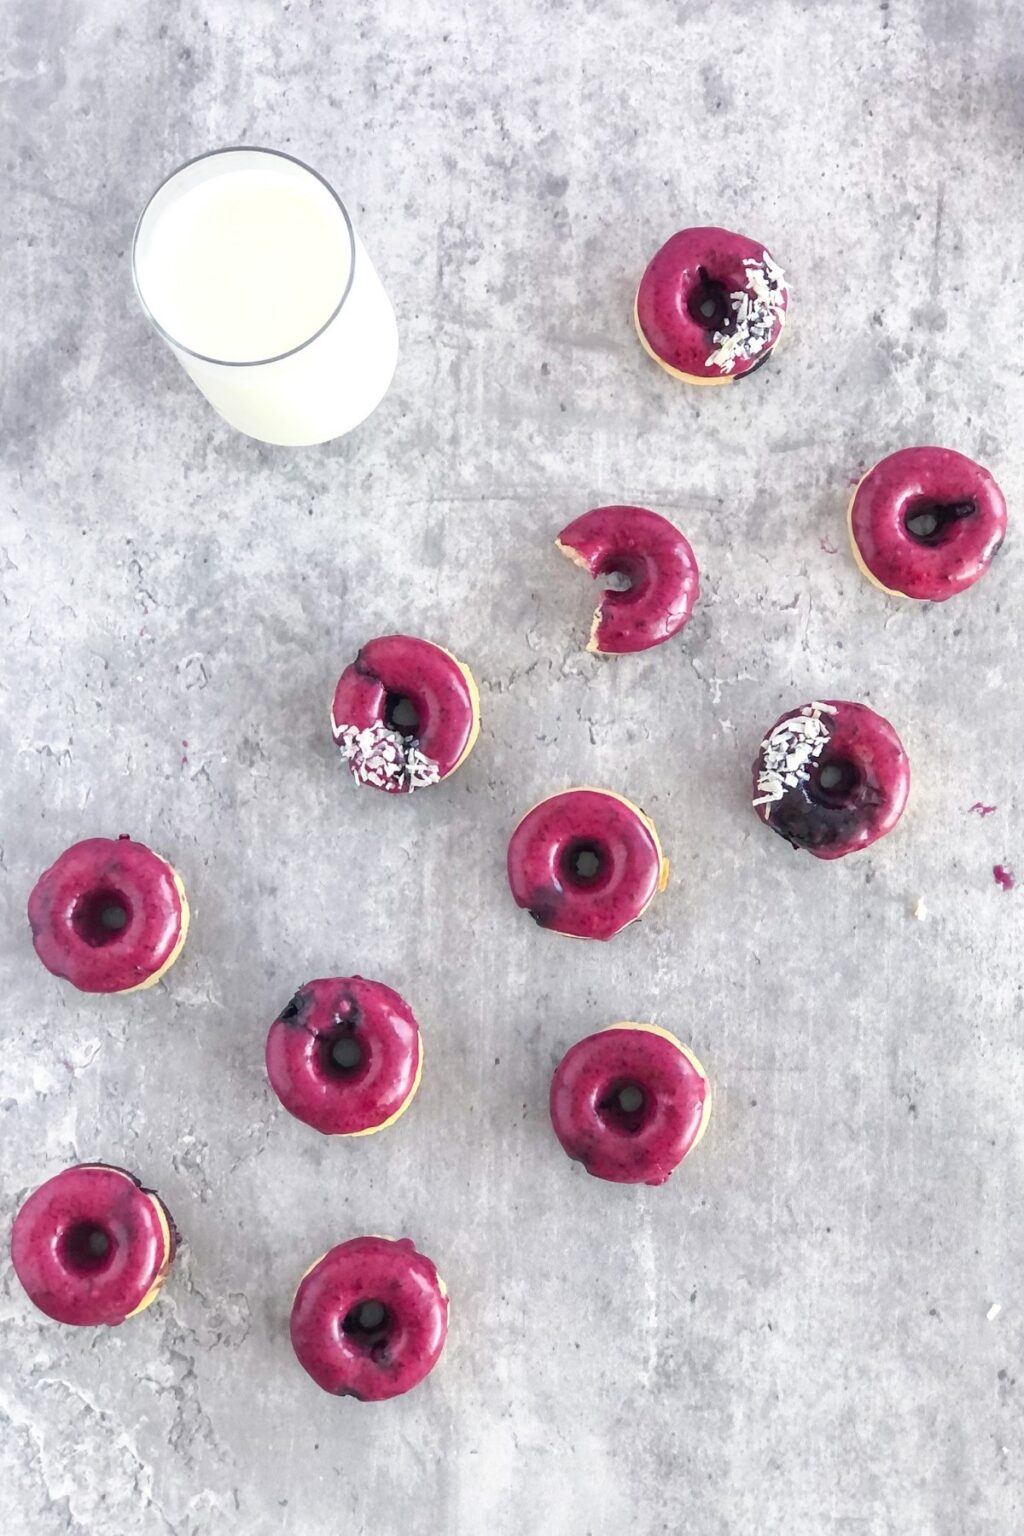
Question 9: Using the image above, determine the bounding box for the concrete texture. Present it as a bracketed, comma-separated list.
[1, 1, 1022, 1531]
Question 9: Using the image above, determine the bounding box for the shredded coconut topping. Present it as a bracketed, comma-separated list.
[752, 701, 836, 819]
[705, 252, 787, 374]
[335, 720, 441, 792]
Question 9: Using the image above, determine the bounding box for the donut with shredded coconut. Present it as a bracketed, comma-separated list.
[635, 227, 788, 385]
[848, 446, 1007, 601]
[331, 636, 480, 794]
[752, 699, 909, 860]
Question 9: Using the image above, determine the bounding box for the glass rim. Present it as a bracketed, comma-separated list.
[131, 145, 357, 369]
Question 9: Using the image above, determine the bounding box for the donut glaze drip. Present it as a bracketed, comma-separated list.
[752, 699, 909, 860]
[11, 1164, 176, 1325]
[27, 836, 188, 993]
[550, 1026, 710, 1186]
[290, 1236, 448, 1401]
[557, 505, 700, 654]
[848, 446, 1006, 601]
[507, 789, 668, 940]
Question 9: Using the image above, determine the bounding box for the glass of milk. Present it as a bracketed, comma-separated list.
[132, 147, 398, 446]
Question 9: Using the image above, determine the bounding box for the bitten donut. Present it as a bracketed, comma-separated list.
[11, 1163, 176, 1325]
[28, 835, 189, 993]
[266, 977, 422, 1136]
[291, 1236, 448, 1401]
[550, 1025, 710, 1186]
[556, 505, 700, 654]
[848, 446, 1007, 601]
[507, 788, 668, 940]
[752, 699, 909, 860]
[331, 635, 480, 792]
[635, 226, 788, 385]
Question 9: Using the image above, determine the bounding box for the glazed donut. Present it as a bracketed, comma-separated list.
[848, 446, 1007, 601]
[507, 788, 668, 940]
[752, 699, 909, 860]
[556, 505, 700, 654]
[635, 226, 788, 385]
[11, 1163, 176, 1325]
[549, 1025, 710, 1186]
[290, 1236, 448, 1400]
[265, 977, 422, 1136]
[331, 635, 480, 793]
[27, 835, 189, 993]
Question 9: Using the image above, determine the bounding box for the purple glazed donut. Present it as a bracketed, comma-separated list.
[556, 505, 700, 654]
[290, 1236, 448, 1401]
[27, 836, 189, 994]
[752, 699, 909, 860]
[265, 977, 422, 1137]
[11, 1164, 176, 1326]
[550, 1026, 710, 1186]
[507, 789, 669, 940]
[331, 635, 481, 793]
[848, 446, 1007, 601]
[635, 226, 788, 384]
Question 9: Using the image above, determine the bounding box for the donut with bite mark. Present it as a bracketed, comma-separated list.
[556, 505, 700, 654]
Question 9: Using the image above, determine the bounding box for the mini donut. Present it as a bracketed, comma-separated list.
[265, 977, 422, 1137]
[752, 699, 909, 860]
[848, 446, 1007, 601]
[635, 226, 788, 385]
[507, 788, 668, 940]
[550, 1025, 710, 1186]
[290, 1236, 448, 1400]
[556, 505, 700, 654]
[331, 635, 481, 793]
[27, 835, 189, 994]
[11, 1163, 176, 1325]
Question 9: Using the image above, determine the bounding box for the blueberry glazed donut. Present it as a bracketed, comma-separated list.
[556, 505, 700, 653]
[331, 635, 481, 792]
[291, 1236, 448, 1400]
[27, 836, 189, 993]
[550, 1025, 710, 1186]
[848, 446, 1007, 601]
[635, 226, 788, 384]
[266, 977, 422, 1136]
[11, 1164, 176, 1325]
[507, 789, 668, 940]
[752, 700, 909, 859]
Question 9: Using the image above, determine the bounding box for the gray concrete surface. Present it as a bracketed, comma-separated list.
[1, 1, 1022, 1532]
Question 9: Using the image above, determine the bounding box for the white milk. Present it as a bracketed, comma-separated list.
[133, 149, 398, 446]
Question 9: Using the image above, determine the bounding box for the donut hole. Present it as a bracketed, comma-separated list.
[597, 1080, 649, 1134]
[60, 1221, 114, 1274]
[809, 757, 863, 809]
[601, 569, 634, 592]
[342, 1299, 393, 1351]
[384, 692, 420, 737]
[561, 838, 610, 891]
[687, 266, 734, 334]
[71, 888, 131, 948]
[903, 496, 976, 546]
[320, 1029, 366, 1080]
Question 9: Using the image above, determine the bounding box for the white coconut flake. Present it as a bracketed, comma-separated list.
[987, 1302, 1002, 1322]
[335, 720, 441, 792]
[706, 251, 787, 375]
[753, 703, 832, 819]
[913, 896, 928, 921]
